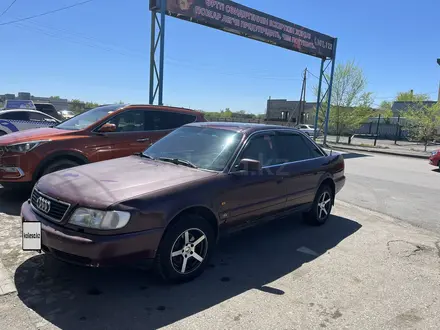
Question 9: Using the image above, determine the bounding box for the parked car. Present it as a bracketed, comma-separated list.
[58, 110, 76, 120]
[0, 109, 60, 136]
[296, 124, 319, 136]
[0, 104, 206, 190]
[429, 149, 440, 169]
[21, 122, 346, 283]
[33, 102, 64, 121]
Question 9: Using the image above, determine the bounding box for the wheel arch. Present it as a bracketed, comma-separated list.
[318, 177, 336, 205]
[34, 150, 89, 181]
[164, 205, 220, 242]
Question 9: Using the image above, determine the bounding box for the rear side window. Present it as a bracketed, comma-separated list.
[0, 111, 30, 121]
[28, 112, 53, 121]
[145, 111, 196, 130]
[273, 133, 318, 162]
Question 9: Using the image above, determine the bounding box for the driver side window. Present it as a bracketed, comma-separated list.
[237, 134, 279, 168]
[105, 110, 145, 132]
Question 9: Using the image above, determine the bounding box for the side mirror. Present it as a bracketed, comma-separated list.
[98, 123, 116, 133]
[236, 158, 262, 173]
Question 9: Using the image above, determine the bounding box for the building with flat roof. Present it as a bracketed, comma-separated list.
[0, 92, 68, 111]
[266, 98, 317, 124]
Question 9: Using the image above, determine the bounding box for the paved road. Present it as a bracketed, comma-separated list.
[337, 150, 440, 234]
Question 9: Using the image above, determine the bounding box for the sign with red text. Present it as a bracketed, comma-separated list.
[151, 0, 336, 59]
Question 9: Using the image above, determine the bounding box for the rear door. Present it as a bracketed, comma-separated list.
[27, 112, 59, 129]
[273, 131, 326, 208]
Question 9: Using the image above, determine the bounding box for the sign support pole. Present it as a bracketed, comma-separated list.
[323, 38, 338, 146]
[313, 58, 325, 140]
[149, 0, 167, 105]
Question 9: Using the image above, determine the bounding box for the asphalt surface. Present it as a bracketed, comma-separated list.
[335, 150, 440, 234]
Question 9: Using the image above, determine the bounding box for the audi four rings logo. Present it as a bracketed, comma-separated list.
[36, 197, 51, 213]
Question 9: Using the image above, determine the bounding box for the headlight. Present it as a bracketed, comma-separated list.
[432, 150, 439, 155]
[5, 140, 49, 153]
[69, 208, 130, 230]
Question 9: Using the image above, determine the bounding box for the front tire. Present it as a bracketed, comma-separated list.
[154, 214, 215, 283]
[305, 184, 333, 226]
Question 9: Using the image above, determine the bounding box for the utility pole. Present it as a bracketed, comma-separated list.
[295, 68, 307, 124]
[288, 68, 307, 125]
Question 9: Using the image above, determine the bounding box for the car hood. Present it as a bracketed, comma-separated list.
[36, 155, 218, 209]
[0, 127, 74, 145]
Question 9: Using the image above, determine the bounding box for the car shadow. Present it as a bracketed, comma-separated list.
[341, 152, 372, 160]
[14, 213, 361, 329]
[0, 188, 30, 216]
[431, 168, 440, 173]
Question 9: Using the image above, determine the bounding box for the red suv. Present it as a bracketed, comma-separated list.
[0, 104, 206, 190]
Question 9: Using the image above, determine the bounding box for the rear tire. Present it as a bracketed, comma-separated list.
[41, 159, 80, 178]
[154, 214, 215, 283]
[305, 184, 334, 226]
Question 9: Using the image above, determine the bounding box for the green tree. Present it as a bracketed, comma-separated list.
[396, 90, 430, 102]
[50, 96, 61, 100]
[315, 60, 373, 142]
[403, 102, 440, 151]
[379, 100, 394, 124]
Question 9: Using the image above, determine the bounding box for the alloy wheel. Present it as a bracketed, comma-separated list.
[317, 191, 332, 220]
[170, 228, 208, 274]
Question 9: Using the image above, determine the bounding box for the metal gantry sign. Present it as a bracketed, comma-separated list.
[149, 0, 338, 144]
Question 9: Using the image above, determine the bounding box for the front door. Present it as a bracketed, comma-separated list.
[220, 132, 287, 228]
[98, 109, 153, 159]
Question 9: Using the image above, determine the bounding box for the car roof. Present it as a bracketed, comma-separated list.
[186, 121, 300, 134]
[0, 108, 47, 114]
[124, 104, 204, 115]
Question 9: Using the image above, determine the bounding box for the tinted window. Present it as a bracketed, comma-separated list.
[106, 110, 145, 132]
[273, 133, 319, 162]
[35, 104, 61, 119]
[145, 111, 196, 130]
[28, 112, 54, 121]
[0, 111, 29, 121]
[239, 134, 278, 167]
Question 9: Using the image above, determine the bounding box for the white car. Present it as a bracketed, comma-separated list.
[0, 109, 60, 136]
[297, 124, 318, 136]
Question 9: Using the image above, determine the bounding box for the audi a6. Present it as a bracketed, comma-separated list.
[21, 122, 345, 283]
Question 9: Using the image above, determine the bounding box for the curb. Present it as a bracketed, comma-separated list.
[326, 144, 430, 160]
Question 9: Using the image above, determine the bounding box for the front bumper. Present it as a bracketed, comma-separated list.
[0, 152, 34, 183]
[21, 201, 164, 267]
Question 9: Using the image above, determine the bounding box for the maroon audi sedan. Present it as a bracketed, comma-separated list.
[21, 122, 345, 283]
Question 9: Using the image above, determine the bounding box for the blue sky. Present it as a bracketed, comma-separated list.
[1, 0, 439, 114]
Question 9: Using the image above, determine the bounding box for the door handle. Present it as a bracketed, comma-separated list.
[137, 138, 150, 142]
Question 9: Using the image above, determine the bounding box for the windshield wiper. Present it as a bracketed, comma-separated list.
[158, 157, 198, 169]
[136, 152, 156, 160]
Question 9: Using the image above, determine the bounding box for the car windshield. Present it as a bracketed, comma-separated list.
[143, 126, 243, 171]
[55, 104, 123, 130]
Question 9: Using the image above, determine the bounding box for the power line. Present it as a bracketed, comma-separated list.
[0, 0, 95, 26]
[0, 0, 18, 20]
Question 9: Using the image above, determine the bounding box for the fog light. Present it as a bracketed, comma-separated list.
[0, 166, 24, 179]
